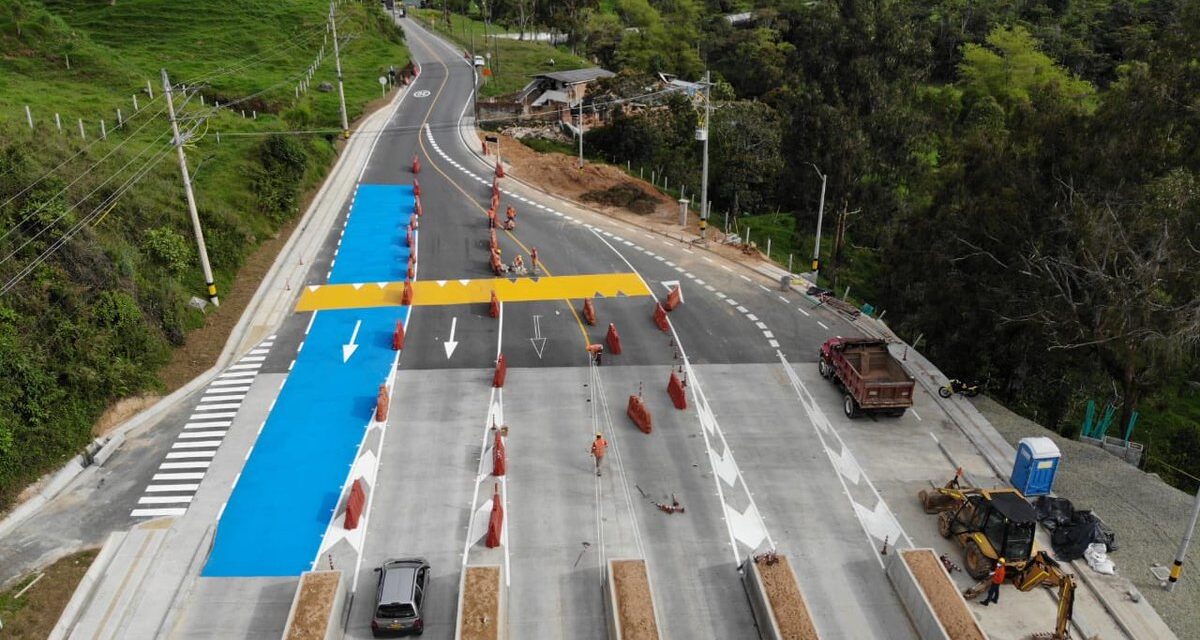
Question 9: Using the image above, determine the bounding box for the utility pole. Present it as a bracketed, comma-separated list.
[577, 97, 584, 169]
[1168, 482, 1200, 591]
[330, 2, 350, 138]
[162, 69, 219, 307]
[698, 70, 712, 239]
[809, 163, 827, 277]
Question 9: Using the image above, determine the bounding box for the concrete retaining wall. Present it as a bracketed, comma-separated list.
[281, 570, 347, 640]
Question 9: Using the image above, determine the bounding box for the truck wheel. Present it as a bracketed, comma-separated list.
[886, 408, 906, 418]
[843, 394, 860, 418]
[818, 360, 830, 379]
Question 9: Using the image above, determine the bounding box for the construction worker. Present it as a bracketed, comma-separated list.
[590, 433, 607, 476]
[511, 254, 525, 274]
[587, 343, 604, 366]
[979, 558, 1006, 606]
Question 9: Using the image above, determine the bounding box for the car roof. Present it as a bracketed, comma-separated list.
[379, 565, 417, 604]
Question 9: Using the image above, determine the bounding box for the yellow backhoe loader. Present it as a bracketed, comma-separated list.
[919, 470, 1080, 639]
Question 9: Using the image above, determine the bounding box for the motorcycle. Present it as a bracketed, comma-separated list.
[938, 379, 981, 398]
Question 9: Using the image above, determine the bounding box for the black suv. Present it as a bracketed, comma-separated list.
[371, 558, 430, 637]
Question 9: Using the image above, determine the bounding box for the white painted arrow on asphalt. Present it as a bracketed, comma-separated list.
[444, 317, 459, 359]
[342, 320, 362, 363]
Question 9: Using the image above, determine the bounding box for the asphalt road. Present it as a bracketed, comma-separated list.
[344, 19, 909, 640]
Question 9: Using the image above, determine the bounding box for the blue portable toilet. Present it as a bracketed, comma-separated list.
[1011, 436, 1061, 497]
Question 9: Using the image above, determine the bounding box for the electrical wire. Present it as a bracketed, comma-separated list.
[0, 143, 175, 296]
[0, 105, 171, 249]
[0, 95, 169, 212]
[0, 129, 174, 268]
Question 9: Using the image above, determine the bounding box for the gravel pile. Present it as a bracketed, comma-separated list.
[975, 395, 1199, 640]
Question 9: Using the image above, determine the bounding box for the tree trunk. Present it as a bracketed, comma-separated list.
[1117, 354, 1139, 441]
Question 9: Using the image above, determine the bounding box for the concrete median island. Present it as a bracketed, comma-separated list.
[282, 570, 346, 640]
[887, 549, 985, 640]
[606, 558, 661, 640]
[742, 553, 821, 640]
[458, 565, 504, 640]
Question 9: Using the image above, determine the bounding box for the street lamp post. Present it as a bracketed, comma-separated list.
[809, 163, 827, 277]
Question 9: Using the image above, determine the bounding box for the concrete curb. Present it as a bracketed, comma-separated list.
[0, 69, 421, 557]
[46, 530, 127, 640]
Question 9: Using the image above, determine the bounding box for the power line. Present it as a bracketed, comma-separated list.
[0, 143, 175, 296]
[0, 105, 170, 250]
[0, 129, 174, 269]
[0, 95, 169, 213]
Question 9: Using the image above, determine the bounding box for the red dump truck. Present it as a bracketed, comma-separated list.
[818, 337, 915, 418]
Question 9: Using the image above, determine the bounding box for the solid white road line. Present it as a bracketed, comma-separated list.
[179, 430, 228, 439]
[153, 472, 205, 481]
[130, 508, 188, 517]
[138, 495, 193, 505]
[145, 484, 201, 493]
[166, 451, 217, 460]
[160, 461, 210, 470]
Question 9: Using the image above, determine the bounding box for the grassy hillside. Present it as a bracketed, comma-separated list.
[0, 0, 408, 509]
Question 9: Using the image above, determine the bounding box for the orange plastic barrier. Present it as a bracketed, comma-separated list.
[414, 198, 423, 217]
[667, 372, 687, 410]
[482, 141, 489, 155]
[495, 162, 505, 178]
[493, 353, 507, 388]
[490, 253, 504, 276]
[485, 483, 503, 548]
[653, 302, 669, 332]
[492, 430, 506, 476]
[606, 323, 622, 355]
[490, 193, 499, 211]
[627, 395, 652, 434]
[411, 155, 421, 174]
[344, 478, 366, 530]
[582, 298, 596, 326]
[492, 180, 500, 198]
[405, 228, 413, 248]
[665, 285, 682, 311]
[407, 256, 415, 280]
[413, 179, 421, 197]
[489, 229, 498, 251]
[402, 280, 414, 305]
[489, 290, 500, 318]
[392, 320, 405, 350]
[375, 384, 390, 421]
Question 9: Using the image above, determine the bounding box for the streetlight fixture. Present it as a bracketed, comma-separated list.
[809, 163, 827, 277]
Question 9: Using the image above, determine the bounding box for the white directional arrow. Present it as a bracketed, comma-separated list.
[443, 317, 459, 359]
[342, 320, 361, 363]
[529, 315, 546, 359]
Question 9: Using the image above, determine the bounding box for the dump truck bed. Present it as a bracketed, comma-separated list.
[820, 337, 915, 414]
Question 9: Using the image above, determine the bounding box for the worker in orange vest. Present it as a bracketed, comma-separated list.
[590, 433, 607, 476]
[979, 558, 1006, 606]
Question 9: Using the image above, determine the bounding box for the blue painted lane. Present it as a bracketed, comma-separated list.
[203, 184, 414, 577]
[330, 184, 413, 284]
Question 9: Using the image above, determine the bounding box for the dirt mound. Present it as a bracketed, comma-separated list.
[486, 132, 675, 218]
[581, 183, 659, 215]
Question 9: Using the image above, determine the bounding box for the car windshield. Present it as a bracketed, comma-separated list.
[377, 603, 416, 619]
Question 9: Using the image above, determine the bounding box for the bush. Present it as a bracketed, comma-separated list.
[142, 226, 191, 274]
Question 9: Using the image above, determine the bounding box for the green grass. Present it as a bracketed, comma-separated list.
[518, 136, 576, 156]
[0, 0, 407, 509]
[410, 8, 590, 98]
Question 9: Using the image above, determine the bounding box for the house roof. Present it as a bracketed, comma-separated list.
[531, 89, 571, 107]
[533, 68, 615, 85]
